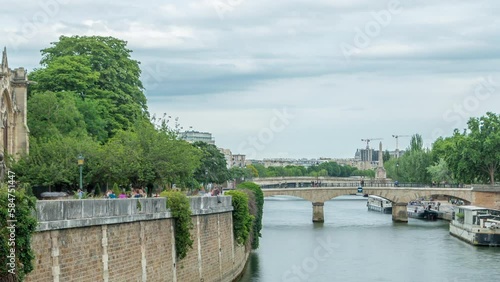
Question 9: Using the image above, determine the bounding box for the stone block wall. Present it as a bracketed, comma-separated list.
[25, 197, 248, 282]
[472, 190, 500, 209]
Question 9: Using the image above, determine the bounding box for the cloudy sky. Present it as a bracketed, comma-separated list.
[2, 0, 499, 159]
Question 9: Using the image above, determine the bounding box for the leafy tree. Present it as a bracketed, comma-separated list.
[28, 56, 99, 97]
[12, 136, 100, 191]
[465, 112, 500, 184]
[33, 35, 148, 138]
[427, 158, 452, 183]
[192, 141, 230, 186]
[409, 134, 424, 152]
[27, 91, 87, 139]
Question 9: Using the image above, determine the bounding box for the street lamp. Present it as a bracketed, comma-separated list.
[78, 154, 84, 190]
[396, 162, 399, 185]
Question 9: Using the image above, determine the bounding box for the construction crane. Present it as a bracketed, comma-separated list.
[361, 138, 383, 150]
[392, 135, 410, 158]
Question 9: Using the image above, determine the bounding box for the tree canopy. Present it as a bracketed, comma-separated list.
[11, 36, 204, 194]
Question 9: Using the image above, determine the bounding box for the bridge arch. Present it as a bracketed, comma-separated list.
[262, 186, 475, 223]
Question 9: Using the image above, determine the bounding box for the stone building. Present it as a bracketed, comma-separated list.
[0, 47, 29, 163]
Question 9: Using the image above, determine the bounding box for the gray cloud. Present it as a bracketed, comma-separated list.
[2, 0, 500, 158]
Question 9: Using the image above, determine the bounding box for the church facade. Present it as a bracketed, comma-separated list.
[0, 47, 29, 160]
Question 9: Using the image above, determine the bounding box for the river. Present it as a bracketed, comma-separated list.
[238, 195, 500, 282]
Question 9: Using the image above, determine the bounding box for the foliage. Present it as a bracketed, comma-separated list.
[465, 112, 500, 184]
[229, 166, 254, 183]
[31, 35, 148, 139]
[192, 141, 230, 185]
[384, 134, 432, 183]
[112, 183, 121, 196]
[160, 190, 193, 260]
[432, 112, 500, 185]
[0, 184, 38, 281]
[427, 158, 452, 183]
[251, 161, 361, 178]
[383, 150, 391, 163]
[11, 136, 100, 191]
[237, 182, 264, 249]
[225, 190, 254, 245]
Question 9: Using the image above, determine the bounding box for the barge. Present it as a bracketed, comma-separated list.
[367, 195, 392, 214]
[449, 205, 500, 246]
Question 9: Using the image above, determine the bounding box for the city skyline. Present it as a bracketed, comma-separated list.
[2, 0, 499, 158]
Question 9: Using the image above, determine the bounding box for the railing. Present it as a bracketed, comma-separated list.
[260, 182, 468, 189]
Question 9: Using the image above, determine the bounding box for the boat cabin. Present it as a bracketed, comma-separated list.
[454, 206, 500, 228]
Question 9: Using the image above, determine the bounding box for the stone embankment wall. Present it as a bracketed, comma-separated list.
[25, 196, 248, 282]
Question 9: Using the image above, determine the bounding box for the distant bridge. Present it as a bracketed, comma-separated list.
[252, 177, 466, 189]
[261, 185, 500, 223]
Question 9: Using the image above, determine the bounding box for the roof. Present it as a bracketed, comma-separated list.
[458, 205, 489, 211]
[368, 195, 389, 201]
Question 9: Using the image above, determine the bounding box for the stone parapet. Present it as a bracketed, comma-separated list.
[189, 196, 233, 215]
[35, 196, 233, 232]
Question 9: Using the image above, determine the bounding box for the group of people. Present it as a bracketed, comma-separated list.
[105, 188, 147, 199]
[204, 187, 222, 197]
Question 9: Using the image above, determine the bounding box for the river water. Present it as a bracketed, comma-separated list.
[238, 195, 500, 282]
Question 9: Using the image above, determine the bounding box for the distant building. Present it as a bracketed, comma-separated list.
[180, 130, 215, 145]
[219, 148, 232, 169]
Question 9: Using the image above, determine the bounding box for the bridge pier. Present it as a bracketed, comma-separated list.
[392, 202, 408, 222]
[312, 202, 324, 222]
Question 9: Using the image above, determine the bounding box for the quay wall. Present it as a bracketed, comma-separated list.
[25, 196, 248, 282]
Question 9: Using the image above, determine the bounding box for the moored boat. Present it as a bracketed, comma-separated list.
[367, 195, 392, 214]
[449, 206, 500, 246]
[407, 203, 439, 220]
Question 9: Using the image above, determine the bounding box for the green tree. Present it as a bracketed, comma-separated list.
[192, 142, 230, 186]
[427, 158, 452, 184]
[34, 35, 148, 138]
[465, 112, 500, 184]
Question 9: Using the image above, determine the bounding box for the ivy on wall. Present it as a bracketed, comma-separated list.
[0, 184, 38, 281]
[237, 182, 263, 249]
[160, 190, 193, 260]
[225, 190, 254, 245]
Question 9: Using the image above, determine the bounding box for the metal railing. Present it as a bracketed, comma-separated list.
[260, 182, 468, 189]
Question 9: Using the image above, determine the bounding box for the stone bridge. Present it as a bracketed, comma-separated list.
[262, 185, 500, 223]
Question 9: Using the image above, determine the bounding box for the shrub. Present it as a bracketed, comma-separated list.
[225, 190, 254, 246]
[1, 183, 37, 281]
[237, 182, 263, 249]
[160, 190, 193, 259]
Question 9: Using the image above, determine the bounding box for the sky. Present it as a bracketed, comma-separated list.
[2, 0, 499, 159]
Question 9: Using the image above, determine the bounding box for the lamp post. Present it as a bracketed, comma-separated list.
[78, 154, 84, 190]
[396, 162, 399, 185]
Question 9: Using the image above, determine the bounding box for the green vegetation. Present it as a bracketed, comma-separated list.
[251, 162, 374, 178]
[225, 190, 254, 245]
[0, 185, 38, 281]
[192, 141, 230, 187]
[11, 36, 227, 194]
[384, 113, 500, 185]
[237, 182, 264, 249]
[160, 191, 193, 259]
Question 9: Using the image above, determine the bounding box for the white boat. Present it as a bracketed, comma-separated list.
[449, 205, 500, 246]
[367, 195, 392, 214]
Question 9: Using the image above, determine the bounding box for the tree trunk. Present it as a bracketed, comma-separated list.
[489, 166, 495, 185]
